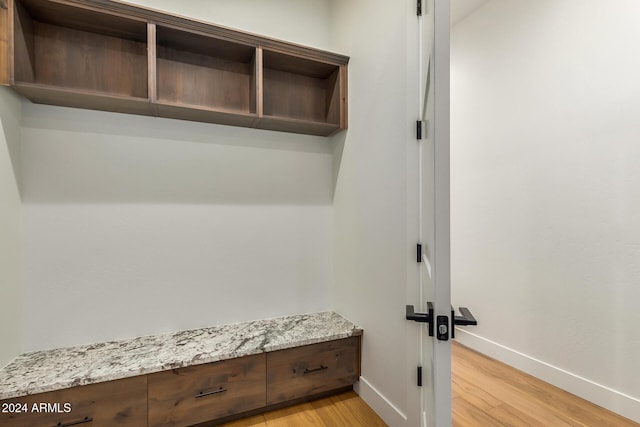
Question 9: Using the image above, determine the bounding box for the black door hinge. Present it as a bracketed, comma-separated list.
[417, 0, 422, 16]
[416, 243, 422, 263]
[416, 120, 422, 140]
[417, 366, 423, 387]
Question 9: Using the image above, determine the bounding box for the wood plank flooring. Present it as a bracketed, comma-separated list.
[219, 391, 387, 427]
[452, 342, 638, 427]
[221, 342, 638, 426]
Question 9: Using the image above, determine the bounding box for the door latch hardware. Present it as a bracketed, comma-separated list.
[436, 316, 449, 341]
[450, 306, 478, 339]
[406, 302, 434, 337]
[408, 303, 477, 340]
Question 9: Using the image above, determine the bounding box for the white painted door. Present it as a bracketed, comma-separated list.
[407, 0, 452, 426]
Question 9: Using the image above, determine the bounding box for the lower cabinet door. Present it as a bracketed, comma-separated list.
[0, 376, 148, 427]
[148, 354, 266, 427]
[266, 337, 360, 405]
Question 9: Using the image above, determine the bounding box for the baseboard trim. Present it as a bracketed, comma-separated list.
[355, 376, 407, 427]
[454, 328, 640, 423]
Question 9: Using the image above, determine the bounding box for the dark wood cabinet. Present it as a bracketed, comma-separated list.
[0, 376, 148, 427]
[266, 337, 360, 405]
[1, 0, 348, 136]
[148, 354, 266, 427]
[0, 336, 361, 427]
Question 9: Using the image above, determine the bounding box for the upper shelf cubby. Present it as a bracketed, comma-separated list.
[3, 0, 348, 136]
[13, 0, 148, 103]
[155, 26, 256, 115]
[262, 50, 342, 134]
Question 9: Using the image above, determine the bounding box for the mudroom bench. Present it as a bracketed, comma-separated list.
[0, 312, 362, 426]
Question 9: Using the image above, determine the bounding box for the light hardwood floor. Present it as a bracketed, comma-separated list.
[222, 342, 638, 426]
[220, 391, 387, 426]
[452, 342, 638, 427]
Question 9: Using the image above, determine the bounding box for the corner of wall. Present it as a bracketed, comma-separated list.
[328, 0, 415, 424]
[0, 86, 23, 367]
[355, 376, 408, 427]
[0, 86, 23, 197]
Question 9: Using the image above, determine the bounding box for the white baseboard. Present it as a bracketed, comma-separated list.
[355, 376, 407, 427]
[454, 328, 640, 423]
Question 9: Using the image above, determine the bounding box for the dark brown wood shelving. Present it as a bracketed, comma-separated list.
[263, 50, 340, 123]
[11, 0, 150, 116]
[155, 26, 256, 113]
[1, 0, 348, 136]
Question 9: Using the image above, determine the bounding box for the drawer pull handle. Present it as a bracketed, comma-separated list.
[196, 387, 227, 398]
[304, 365, 329, 374]
[54, 417, 93, 427]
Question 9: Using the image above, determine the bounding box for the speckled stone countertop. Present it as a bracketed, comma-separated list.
[0, 311, 361, 400]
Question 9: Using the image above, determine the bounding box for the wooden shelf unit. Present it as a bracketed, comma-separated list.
[3, 0, 348, 136]
[155, 26, 257, 114]
[263, 49, 342, 126]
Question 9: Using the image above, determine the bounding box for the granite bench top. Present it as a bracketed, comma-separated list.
[0, 311, 362, 400]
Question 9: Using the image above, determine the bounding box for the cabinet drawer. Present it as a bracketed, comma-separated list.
[266, 337, 360, 405]
[0, 376, 147, 427]
[148, 353, 266, 427]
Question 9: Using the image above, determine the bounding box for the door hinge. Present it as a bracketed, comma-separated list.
[417, 366, 423, 387]
[417, 0, 422, 16]
[416, 243, 422, 263]
[416, 120, 422, 140]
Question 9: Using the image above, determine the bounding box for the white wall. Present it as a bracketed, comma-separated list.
[451, 0, 640, 421]
[0, 87, 23, 367]
[21, 1, 335, 351]
[330, 0, 417, 425]
[126, 0, 332, 51]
